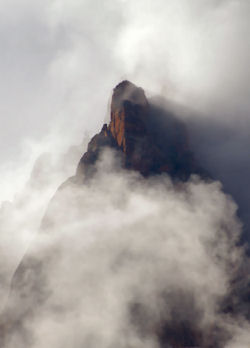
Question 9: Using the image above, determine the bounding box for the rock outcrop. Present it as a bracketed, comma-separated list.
[1, 81, 212, 348]
[76, 80, 205, 181]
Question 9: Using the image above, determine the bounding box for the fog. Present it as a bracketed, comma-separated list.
[0, 0, 250, 347]
[2, 149, 249, 347]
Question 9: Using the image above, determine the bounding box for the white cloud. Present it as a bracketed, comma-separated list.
[2, 149, 249, 347]
[0, 1, 250, 346]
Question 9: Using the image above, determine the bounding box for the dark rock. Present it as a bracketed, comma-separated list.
[2, 81, 211, 348]
[76, 80, 206, 180]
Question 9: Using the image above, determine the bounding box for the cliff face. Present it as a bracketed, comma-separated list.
[41, 80, 208, 232]
[2, 81, 214, 348]
[76, 80, 205, 181]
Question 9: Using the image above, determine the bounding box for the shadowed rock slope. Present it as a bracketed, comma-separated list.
[2, 81, 226, 348]
[75, 80, 205, 181]
[41, 80, 208, 231]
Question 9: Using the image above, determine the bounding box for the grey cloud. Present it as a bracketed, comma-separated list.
[2, 149, 249, 347]
[0, 0, 250, 347]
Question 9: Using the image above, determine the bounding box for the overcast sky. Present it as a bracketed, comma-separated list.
[1, 2, 250, 346]
[1, 0, 250, 162]
[0, 0, 249, 237]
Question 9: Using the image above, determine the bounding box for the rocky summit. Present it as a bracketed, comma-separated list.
[1, 81, 216, 348]
[39, 80, 207, 232]
[75, 80, 205, 181]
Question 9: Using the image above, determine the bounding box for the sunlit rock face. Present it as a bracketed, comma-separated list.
[76, 80, 205, 180]
[109, 80, 149, 155]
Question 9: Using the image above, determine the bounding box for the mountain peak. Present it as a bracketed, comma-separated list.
[111, 80, 148, 112]
[109, 81, 149, 157]
[76, 81, 205, 179]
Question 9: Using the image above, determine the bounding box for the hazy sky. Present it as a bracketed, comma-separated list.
[1, 0, 250, 164]
[1, 1, 250, 346]
[1, 0, 250, 234]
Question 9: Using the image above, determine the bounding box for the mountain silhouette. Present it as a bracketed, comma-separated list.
[1, 81, 248, 348]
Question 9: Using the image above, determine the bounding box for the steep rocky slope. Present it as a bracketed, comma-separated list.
[75, 80, 205, 181]
[41, 80, 207, 232]
[2, 81, 248, 348]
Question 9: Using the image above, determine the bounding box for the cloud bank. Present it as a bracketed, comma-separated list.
[0, 0, 250, 347]
[3, 149, 249, 347]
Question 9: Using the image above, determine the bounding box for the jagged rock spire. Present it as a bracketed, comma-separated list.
[76, 81, 205, 179]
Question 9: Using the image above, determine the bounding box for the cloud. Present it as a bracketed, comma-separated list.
[2, 149, 250, 347]
[2, 0, 250, 162]
[0, 1, 250, 347]
[1, 0, 250, 229]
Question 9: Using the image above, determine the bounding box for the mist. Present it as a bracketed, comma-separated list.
[2, 149, 249, 347]
[0, 0, 250, 347]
